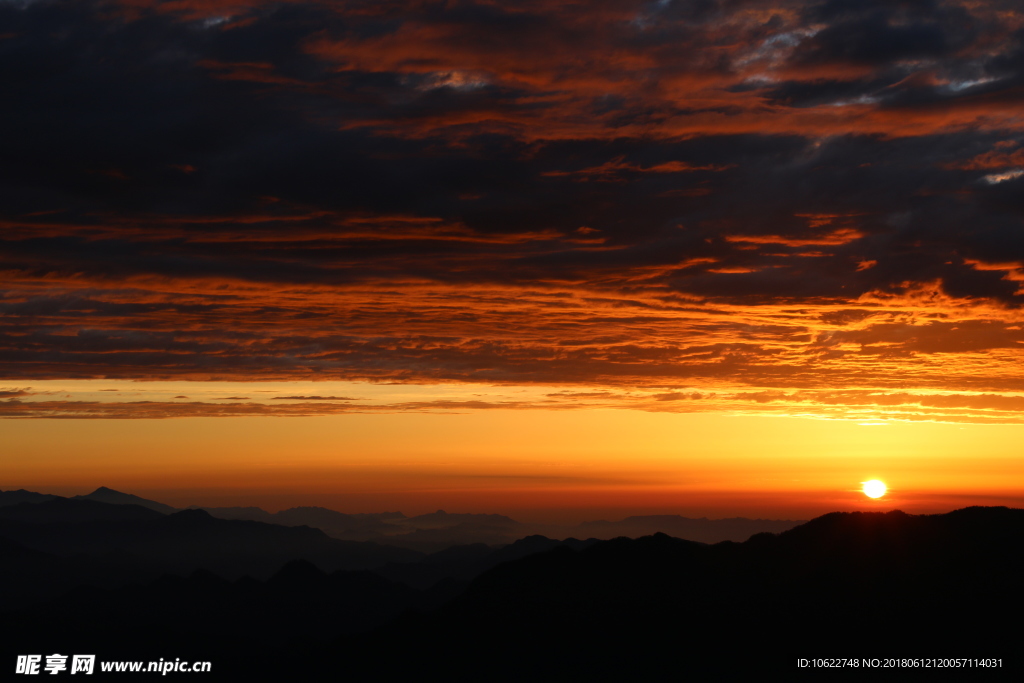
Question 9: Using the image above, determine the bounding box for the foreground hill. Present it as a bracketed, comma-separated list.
[3, 506, 1020, 680]
[357, 506, 1019, 680]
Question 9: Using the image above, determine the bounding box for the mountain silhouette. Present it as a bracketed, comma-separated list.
[3, 488, 805, 549]
[0, 489, 58, 506]
[374, 535, 600, 588]
[337, 507, 1023, 680]
[403, 509, 518, 528]
[195, 505, 405, 541]
[72, 486, 179, 514]
[0, 497, 162, 523]
[3, 505, 1019, 680]
[0, 500, 421, 581]
[573, 514, 804, 542]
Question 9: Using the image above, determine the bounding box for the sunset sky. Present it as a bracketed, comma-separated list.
[4, 0, 1024, 520]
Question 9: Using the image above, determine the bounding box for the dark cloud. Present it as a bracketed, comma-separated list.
[797, 5, 974, 66]
[3, 1, 1024, 400]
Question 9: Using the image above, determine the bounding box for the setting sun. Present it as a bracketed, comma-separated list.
[862, 480, 888, 499]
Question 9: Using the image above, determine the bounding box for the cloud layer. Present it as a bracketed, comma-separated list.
[5, 0, 1024, 419]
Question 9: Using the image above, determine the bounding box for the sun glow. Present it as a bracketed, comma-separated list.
[862, 479, 887, 499]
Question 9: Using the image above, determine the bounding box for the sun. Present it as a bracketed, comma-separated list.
[862, 479, 887, 499]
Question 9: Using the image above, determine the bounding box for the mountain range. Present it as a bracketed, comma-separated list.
[3, 499, 1019, 679]
[0, 490, 607, 603]
[0, 487, 805, 551]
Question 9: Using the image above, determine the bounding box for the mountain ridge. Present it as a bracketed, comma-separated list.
[1, 487, 807, 547]
[3, 504, 1019, 679]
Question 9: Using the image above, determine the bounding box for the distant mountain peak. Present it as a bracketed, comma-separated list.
[270, 559, 327, 584]
[0, 489, 60, 507]
[73, 487, 178, 515]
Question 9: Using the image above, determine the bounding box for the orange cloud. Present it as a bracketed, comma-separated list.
[724, 227, 865, 247]
[944, 141, 1024, 170]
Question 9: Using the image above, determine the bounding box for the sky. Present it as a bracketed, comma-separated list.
[4, 0, 1024, 520]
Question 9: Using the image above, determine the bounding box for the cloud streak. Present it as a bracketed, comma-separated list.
[8, 384, 1024, 424]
